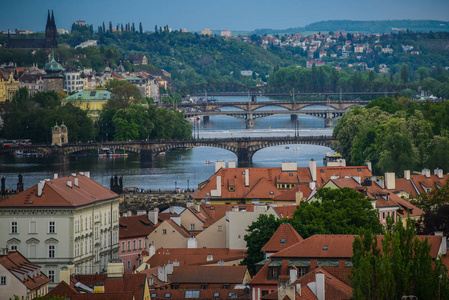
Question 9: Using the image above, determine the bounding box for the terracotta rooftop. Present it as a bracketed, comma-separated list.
[273, 205, 298, 219]
[119, 214, 155, 239]
[147, 248, 246, 267]
[169, 265, 248, 284]
[0, 250, 50, 291]
[192, 165, 371, 202]
[262, 224, 304, 254]
[0, 174, 119, 208]
[149, 288, 248, 299]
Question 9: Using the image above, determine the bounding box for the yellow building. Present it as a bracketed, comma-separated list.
[0, 69, 19, 103]
[61, 89, 113, 119]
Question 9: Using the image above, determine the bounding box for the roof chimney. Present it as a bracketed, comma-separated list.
[404, 170, 410, 180]
[309, 159, 317, 182]
[385, 172, 395, 190]
[74, 177, 79, 187]
[67, 180, 72, 188]
[53, 173, 58, 179]
[309, 181, 316, 190]
[434, 168, 443, 179]
[422, 169, 431, 178]
[366, 161, 372, 173]
[316, 273, 325, 300]
[289, 267, 298, 284]
[245, 169, 250, 187]
[84, 171, 90, 178]
[228, 161, 236, 168]
[37, 180, 45, 196]
[148, 208, 159, 225]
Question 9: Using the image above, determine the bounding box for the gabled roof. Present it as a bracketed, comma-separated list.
[168, 265, 248, 284]
[262, 224, 304, 254]
[273, 205, 298, 219]
[0, 250, 50, 291]
[119, 214, 155, 239]
[72, 273, 147, 299]
[146, 248, 246, 267]
[0, 174, 119, 208]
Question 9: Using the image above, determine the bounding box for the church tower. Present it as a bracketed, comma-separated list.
[45, 10, 58, 48]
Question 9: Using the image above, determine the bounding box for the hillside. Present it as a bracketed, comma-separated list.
[251, 20, 449, 35]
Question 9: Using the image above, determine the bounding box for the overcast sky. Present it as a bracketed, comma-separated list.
[1, 0, 449, 32]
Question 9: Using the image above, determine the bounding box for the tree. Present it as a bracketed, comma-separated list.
[241, 214, 282, 275]
[401, 64, 409, 84]
[292, 187, 383, 237]
[352, 218, 449, 299]
[139, 22, 143, 34]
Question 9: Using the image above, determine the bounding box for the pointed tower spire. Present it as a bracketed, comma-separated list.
[51, 10, 55, 29]
[46, 10, 51, 29]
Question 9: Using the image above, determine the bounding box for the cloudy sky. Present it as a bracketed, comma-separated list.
[1, 0, 449, 32]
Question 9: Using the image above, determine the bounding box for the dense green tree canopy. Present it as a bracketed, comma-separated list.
[352, 218, 449, 299]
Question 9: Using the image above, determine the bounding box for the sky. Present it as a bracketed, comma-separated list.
[1, 0, 449, 33]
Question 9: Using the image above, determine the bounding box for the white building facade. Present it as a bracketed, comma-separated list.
[0, 173, 120, 288]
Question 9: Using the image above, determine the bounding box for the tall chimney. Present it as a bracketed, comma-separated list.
[316, 273, 325, 300]
[422, 169, 431, 178]
[385, 172, 395, 190]
[148, 208, 159, 225]
[309, 159, 317, 182]
[404, 170, 410, 180]
[74, 177, 79, 187]
[366, 161, 372, 173]
[53, 173, 58, 179]
[245, 169, 250, 187]
[434, 168, 443, 179]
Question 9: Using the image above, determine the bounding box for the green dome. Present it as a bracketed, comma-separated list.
[45, 57, 63, 73]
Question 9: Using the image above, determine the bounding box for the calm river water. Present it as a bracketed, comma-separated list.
[0, 96, 335, 191]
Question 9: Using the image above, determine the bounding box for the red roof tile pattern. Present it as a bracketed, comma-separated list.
[146, 248, 246, 267]
[262, 224, 304, 254]
[273, 205, 298, 219]
[119, 214, 155, 239]
[168, 265, 248, 284]
[0, 174, 119, 208]
[192, 165, 371, 202]
[149, 288, 248, 299]
[71, 273, 147, 300]
[0, 250, 50, 291]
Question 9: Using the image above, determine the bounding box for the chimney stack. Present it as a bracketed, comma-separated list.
[434, 168, 443, 179]
[404, 170, 410, 180]
[53, 173, 58, 179]
[422, 169, 431, 178]
[309, 159, 317, 182]
[366, 161, 372, 173]
[245, 169, 250, 187]
[148, 208, 159, 225]
[385, 172, 395, 190]
[74, 177, 79, 187]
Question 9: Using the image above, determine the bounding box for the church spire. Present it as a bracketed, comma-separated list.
[46, 10, 51, 29]
[51, 10, 55, 29]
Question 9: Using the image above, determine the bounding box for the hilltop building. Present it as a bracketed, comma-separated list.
[61, 90, 113, 119]
[8, 10, 58, 49]
[51, 123, 68, 146]
[43, 51, 64, 92]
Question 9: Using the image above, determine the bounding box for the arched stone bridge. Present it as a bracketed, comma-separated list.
[2, 136, 336, 165]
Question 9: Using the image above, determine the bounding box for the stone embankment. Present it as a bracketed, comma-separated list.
[119, 190, 192, 214]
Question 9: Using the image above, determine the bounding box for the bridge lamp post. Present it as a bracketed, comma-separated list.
[187, 179, 190, 190]
[175, 181, 177, 191]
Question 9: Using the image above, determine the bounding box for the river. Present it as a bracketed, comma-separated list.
[0, 96, 335, 191]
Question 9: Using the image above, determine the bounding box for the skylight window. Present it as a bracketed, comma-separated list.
[323, 246, 328, 250]
[280, 238, 286, 244]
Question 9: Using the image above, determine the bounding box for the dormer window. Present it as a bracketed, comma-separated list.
[268, 267, 279, 280]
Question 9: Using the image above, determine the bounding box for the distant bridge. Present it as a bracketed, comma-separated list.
[180, 81, 405, 97]
[0, 136, 336, 165]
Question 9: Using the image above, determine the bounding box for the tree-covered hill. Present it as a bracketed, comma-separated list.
[250, 20, 449, 35]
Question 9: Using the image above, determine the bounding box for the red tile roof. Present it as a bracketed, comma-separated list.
[119, 214, 155, 239]
[168, 265, 248, 284]
[192, 165, 371, 202]
[149, 288, 248, 299]
[72, 273, 147, 300]
[146, 248, 246, 267]
[262, 224, 304, 254]
[273, 205, 298, 219]
[0, 250, 50, 291]
[0, 174, 119, 208]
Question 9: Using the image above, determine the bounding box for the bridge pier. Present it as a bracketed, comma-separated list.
[203, 116, 210, 122]
[246, 119, 254, 129]
[237, 148, 253, 166]
[324, 117, 334, 128]
[290, 114, 298, 121]
[140, 150, 158, 163]
[251, 95, 257, 102]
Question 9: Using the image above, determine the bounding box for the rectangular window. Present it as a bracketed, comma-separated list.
[1, 276, 6, 285]
[11, 221, 17, 234]
[49, 221, 55, 233]
[48, 245, 55, 258]
[122, 242, 125, 252]
[29, 221, 37, 234]
[48, 270, 55, 283]
[95, 226, 99, 240]
[162, 229, 167, 235]
[138, 239, 142, 249]
[190, 224, 195, 230]
[133, 240, 136, 250]
[127, 241, 131, 251]
[30, 245, 36, 258]
[127, 260, 131, 269]
[218, 226, 223, 232]
[10, 245, 17, 251]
